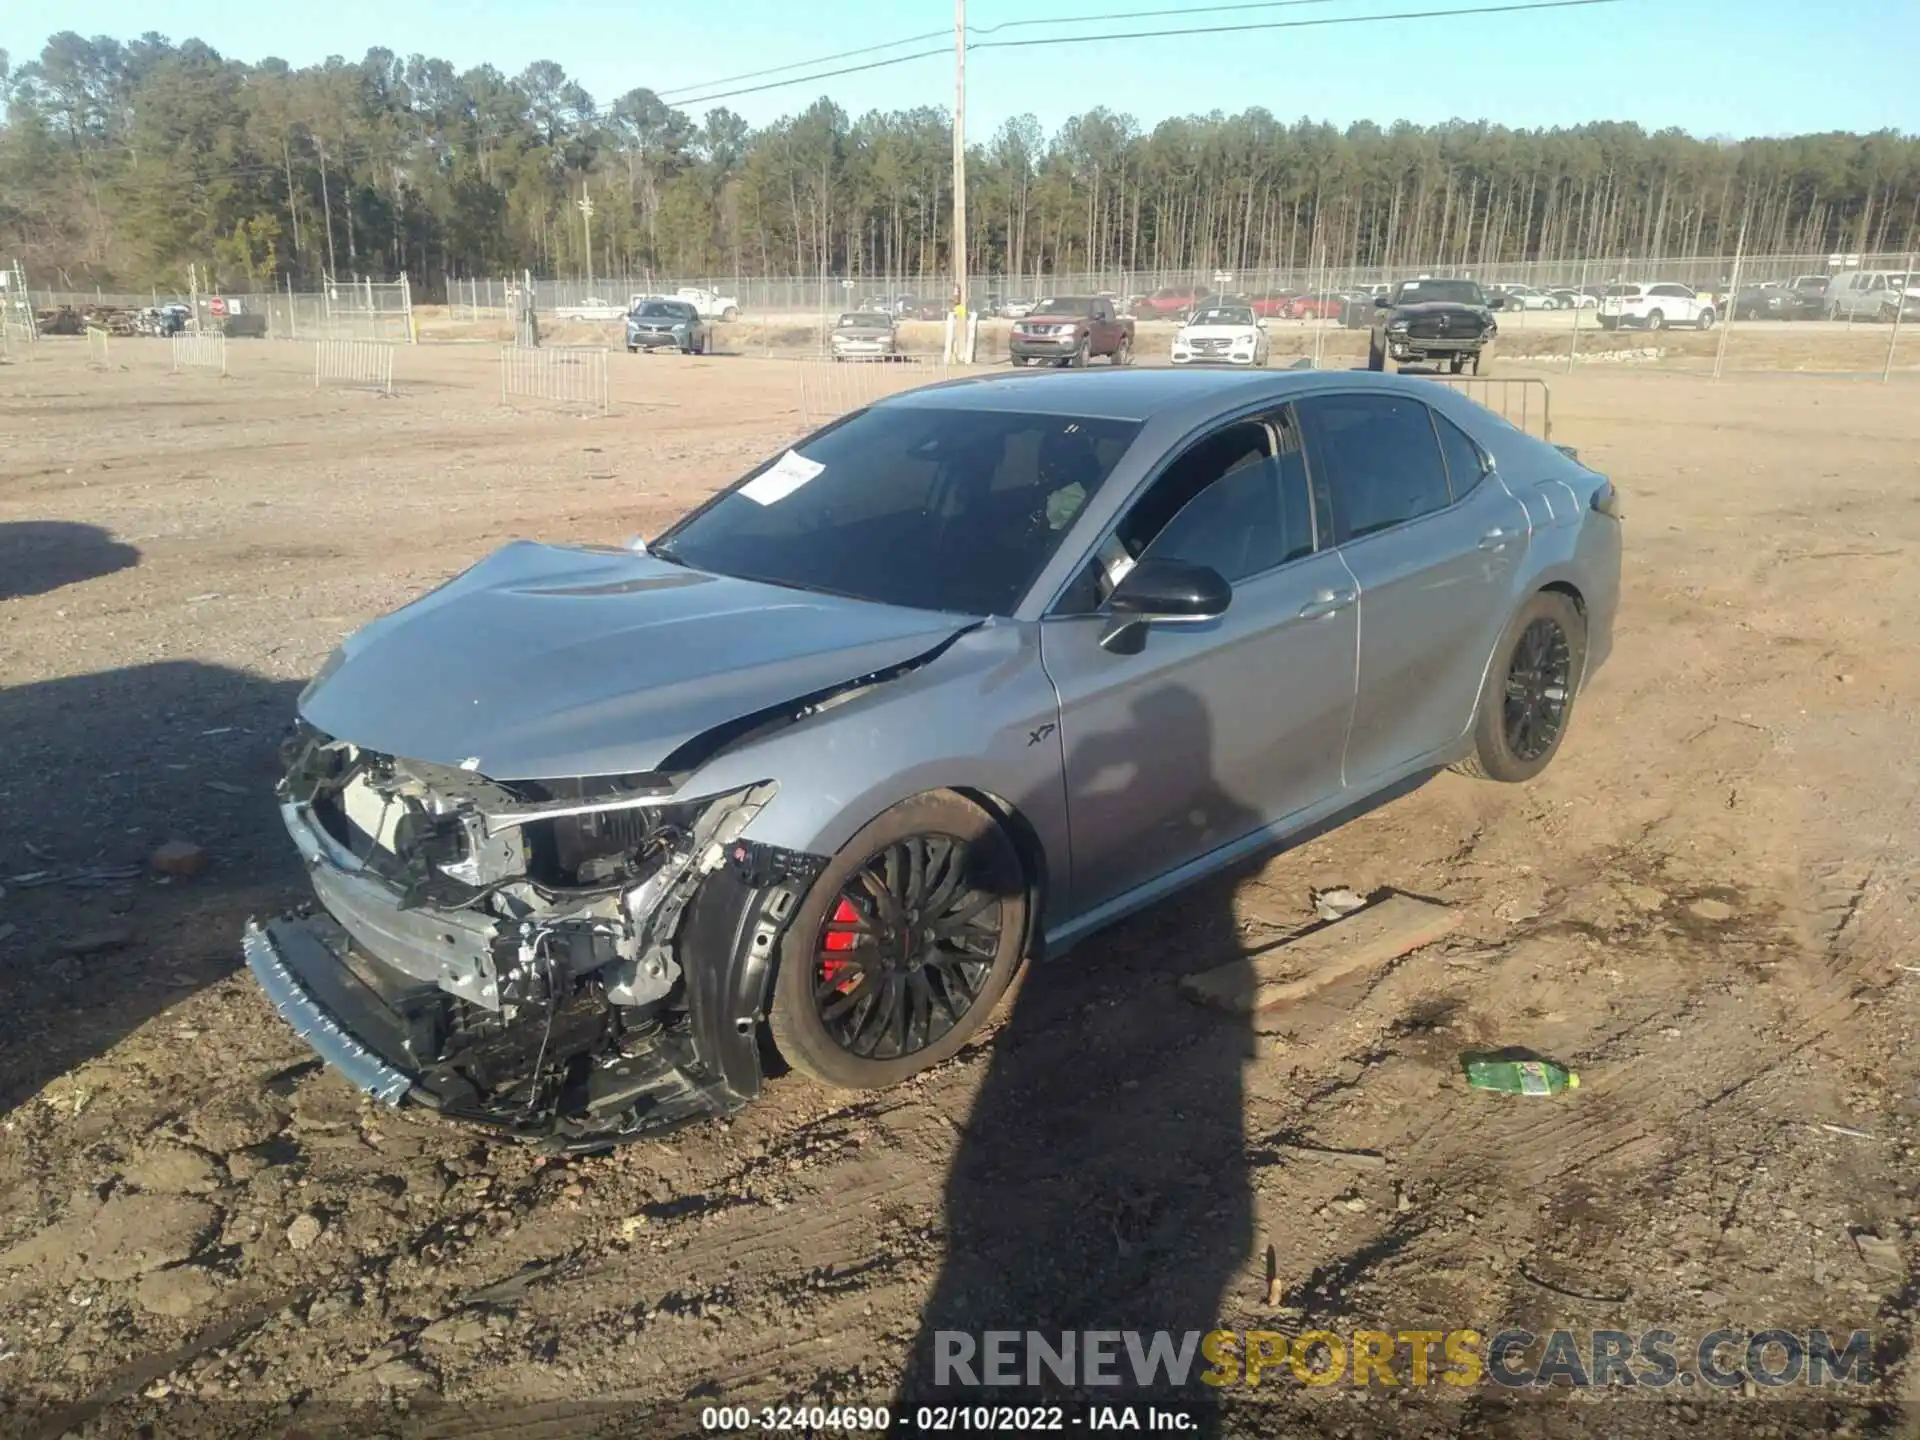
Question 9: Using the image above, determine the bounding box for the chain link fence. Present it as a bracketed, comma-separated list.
[442, 251, 1919, 321]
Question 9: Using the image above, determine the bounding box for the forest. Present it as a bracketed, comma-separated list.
[2, 30, 1917, 292]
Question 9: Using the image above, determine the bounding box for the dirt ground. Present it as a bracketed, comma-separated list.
[1, 338, 1918, 1439]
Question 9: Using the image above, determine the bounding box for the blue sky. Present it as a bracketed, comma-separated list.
[5, 0, 1915, 140]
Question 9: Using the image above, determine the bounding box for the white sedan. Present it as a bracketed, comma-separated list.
[1171, 304, 1270, 367]
[1495, 284, 1559, 310]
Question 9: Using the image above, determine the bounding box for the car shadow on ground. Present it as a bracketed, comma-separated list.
[0, 660, 305, 1116]
[0, 520, 140, 601]
[893, 681, 1439, 1432]
[893, 684, 1258, 1430]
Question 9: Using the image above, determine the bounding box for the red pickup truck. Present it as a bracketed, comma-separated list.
[1009, 295, 1136, 366]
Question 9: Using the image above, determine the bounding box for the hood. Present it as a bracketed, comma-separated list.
[833, 326, 895, 340]
[300, 541, 973, 781]
[1390, 299, 1492, 318]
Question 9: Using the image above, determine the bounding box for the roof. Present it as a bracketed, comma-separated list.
[883, 365, 1321, 423]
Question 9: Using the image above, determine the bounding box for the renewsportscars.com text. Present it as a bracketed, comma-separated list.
[934, 1327, 1872, 1390]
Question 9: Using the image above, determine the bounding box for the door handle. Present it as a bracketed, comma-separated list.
[1478, 528, 1511, 551]
[1298, 588, 1355, 619]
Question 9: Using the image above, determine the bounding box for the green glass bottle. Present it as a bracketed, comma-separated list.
[1461, 1055, 1579, 1096]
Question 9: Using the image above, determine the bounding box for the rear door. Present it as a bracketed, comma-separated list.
[1296, 390, 1529, 786]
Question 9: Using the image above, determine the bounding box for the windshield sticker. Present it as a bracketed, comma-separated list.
[741, 449, 826, 506]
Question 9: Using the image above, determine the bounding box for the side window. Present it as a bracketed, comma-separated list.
[1134, 414, 1316, 583]
[1431, 411, 1489, 501]
[1296, 393, 1453, 542]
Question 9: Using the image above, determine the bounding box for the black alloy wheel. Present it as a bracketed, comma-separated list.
[1502, 616, 1574, 763]
[811, 834, 1000, 1061]
[769, 791, 1029, 1090]
[1456, 589, 1587, 783]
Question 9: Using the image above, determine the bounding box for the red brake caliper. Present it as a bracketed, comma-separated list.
[819, 897, 861, 992]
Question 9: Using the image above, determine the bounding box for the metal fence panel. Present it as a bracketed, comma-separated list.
[798, 355, 950, 430]
[85, 326, 111, 370]
[170, 332, 227, 376]
[500, 345, 609, 414]
[1423, 375, 1552, 442]
[314, 339, 396, 395]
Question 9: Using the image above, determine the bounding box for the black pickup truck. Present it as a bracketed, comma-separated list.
[1368, 278, 1498, 373]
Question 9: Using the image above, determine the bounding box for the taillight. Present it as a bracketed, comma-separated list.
[1592, 480, 1622, 518]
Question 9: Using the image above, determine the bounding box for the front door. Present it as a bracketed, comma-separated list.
[1296, 390, 1528, 786]
[1039, 410, 1359, 919]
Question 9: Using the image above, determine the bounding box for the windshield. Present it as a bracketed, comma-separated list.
[1191, 306, 1255, 326]
[652, 407, 1141, 616]
[1392, 279, 1484, 305]
[837, 313, 891, 328]
[636, 302, 687, 319]
[1030, 297, 1093, 317]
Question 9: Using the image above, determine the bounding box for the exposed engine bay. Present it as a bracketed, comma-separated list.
[259, 722, 823, 1149]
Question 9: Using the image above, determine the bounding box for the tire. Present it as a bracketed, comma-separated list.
[1597, 317, 1616, 331]
[1069, 340, 1089, 368]
[1453, 590, 1587, 784]
[1645, 310, 1665, 331]
[1110, 334, 1133, 366]
[722, 307, 738, 322]
[1448, 355, 1466, 375]
[1367, 335, 1386, 371]
[626, 345, 637, 353]
[767, 791, 1030, 1090]
[1696, 308, 1715, 331]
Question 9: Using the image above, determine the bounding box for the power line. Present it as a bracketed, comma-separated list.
[657, 0, 1362, 102]
[655, 31, 948, 101]
[658, 48, 953, 109]
[972, 0, 1623, 50]
[665, 0, 1624, 108]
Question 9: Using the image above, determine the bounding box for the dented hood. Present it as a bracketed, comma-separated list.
[299, 540, 973, 781]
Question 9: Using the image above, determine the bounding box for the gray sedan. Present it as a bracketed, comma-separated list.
[248, 368, 1621, 1149]
[626, 298, 709, 353]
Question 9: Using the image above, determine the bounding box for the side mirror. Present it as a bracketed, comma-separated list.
[1373, 294, 1391, 308]
[1100, 558, 1232, 653]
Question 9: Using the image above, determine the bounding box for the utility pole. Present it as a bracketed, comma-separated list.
[578, 186, 596, 294]
[951, 0, 967, 359]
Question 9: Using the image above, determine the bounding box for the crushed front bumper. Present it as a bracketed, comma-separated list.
[244, 918, 415, 1106]
[1388, 334, 1487, 360]
[247, 824, 817, 1148]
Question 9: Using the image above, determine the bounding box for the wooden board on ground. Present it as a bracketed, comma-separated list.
[1180, 894, 1461, 1014]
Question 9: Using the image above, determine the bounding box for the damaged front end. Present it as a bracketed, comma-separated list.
[245, 722, 823, 1149]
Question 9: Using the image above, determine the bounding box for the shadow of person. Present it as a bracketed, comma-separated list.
[0, 660, 305, 1115]
[0, 521, 140, 601]
[896, 681, 1262, 1429]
